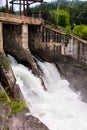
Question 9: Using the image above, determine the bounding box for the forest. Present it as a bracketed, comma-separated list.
[28, 0, 87, 40]
[0, 0, 87, 40]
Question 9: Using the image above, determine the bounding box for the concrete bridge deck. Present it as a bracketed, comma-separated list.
[0, 12, 43, 25]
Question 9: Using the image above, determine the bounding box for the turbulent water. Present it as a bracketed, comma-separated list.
[8, 55, 87, 130]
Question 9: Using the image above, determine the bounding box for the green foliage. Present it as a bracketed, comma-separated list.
[0, 89, 25, 116]
[0, 6, 15, 14]
[58, 9, 70, 27]
[81, 27, 87, 40]
[73, 24, 83, 37]
[1, 56, 11, 70]
[64, 26, 71, 40]
[73, 24, 87, 40]
[50, 10, 57, 25]
[9, 6, 15, 14]
[0, 90, 8, 102]
[50, 9, 70, 27]
[0, 6, 6, 12]
[0, 88, 11, 105]
[29, 1, 87, 25]
[10, 100, 25, 115]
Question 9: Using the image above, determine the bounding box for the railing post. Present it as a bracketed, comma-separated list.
[0, 22, 3, 52]
[6, 0, 8, 14]
[22, 24, 29, 51]
[39, 11, 41, 18]
[20, 0, 21, 16]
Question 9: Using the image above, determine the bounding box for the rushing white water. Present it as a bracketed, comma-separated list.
[8, 55, 87, 130]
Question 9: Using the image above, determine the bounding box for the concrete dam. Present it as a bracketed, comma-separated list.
[0, 12, 87, 97]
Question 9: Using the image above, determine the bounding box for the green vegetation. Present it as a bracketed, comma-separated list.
[28, 0, 87, 40]
[58, 10, 70, 27]
[0, 6, 6, 13]
[64, 26, 71, 40]
[0, 89, 25, 116]
[9, 6, 15, 14]
[73, 24, 87, 40]
[0, 89, 10, 102]
[50, 9, 70, 27]
[1, 56, 11, 70]
[0, 6, 15, 14]
[10, 100, 25, 115]
[0, 0, 87, 40]
[28, 0, 87, 25]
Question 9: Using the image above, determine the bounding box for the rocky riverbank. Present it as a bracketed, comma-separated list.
[0, 101, 50, 130]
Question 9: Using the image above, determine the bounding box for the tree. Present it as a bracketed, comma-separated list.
[0, 6, 6, 12]
[50, 9, 70, 27]
[9, 6, 15, 14]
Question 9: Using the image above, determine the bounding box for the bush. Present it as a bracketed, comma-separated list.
[58, 9, 70, 27]
[82, 27, 87, 40]
[0, 90, 8, 102]
[50, 9, 70, 27]
[0, 89, 25, 116]
[0, 89, 10, 103]
[10, 100, 25, 115]
[73, 24, 87, 40]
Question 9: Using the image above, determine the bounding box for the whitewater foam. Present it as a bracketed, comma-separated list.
[8, 55, 87, 130]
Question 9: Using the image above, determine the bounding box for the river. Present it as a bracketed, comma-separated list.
[8, 55, 87, 130]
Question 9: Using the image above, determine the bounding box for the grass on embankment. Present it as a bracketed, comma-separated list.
[0, 89, 26, 117]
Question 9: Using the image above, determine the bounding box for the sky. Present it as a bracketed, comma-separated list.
[0, 0, 87, 8]
[0, 0, 59, 9]
[1, 0, 51, 5]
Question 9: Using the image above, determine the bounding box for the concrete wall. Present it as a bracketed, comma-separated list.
[28, 25, 68, 62]
[28, 24, 87, 65]
[65, 37, 87, 64]
[1, 20, 87, 95]
[3, 23, 24, 60]
[0, 22, 20, 98]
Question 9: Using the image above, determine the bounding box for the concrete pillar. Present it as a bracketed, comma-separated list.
[42, 27, 44, 42]
[61, 43, 65, 55]
[0, 22, 3, 52]
[72, 38, 78, 59]
[36, 26, 41, 43]
[22, 24, 29, 51]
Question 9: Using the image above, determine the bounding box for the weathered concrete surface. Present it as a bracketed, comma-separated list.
[65, 36, 87, 64]
[28, 23, 87, 102]
[28, 23, 87, 67]
[0, 52, 21, 98]
[0, 12, 43, 25]
[0, 22, 20, 98]
[0, 22, 3, 52]
[56, 61, 87, 103]
[28, 24, 66, 63]
[3, 23, 46, 90]
[3, 24, 40, 76]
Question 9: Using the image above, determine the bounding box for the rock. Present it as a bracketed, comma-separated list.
[9, 112, 49, 130]
[0, 102, 50, 130]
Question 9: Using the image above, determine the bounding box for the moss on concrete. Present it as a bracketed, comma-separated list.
[0, 89, 26, 118]
[73, 62, 87, 71]
[1, 56, 11, 70]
